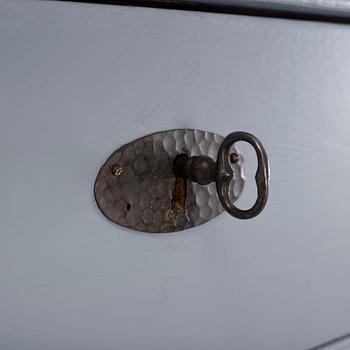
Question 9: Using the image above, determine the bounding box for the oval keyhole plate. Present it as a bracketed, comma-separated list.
[94, 129, 245, 233]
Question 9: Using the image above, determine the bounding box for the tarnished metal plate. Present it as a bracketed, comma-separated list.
[94, 129, 245, 233]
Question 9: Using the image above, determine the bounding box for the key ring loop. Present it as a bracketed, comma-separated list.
[216, 131, 270, 219]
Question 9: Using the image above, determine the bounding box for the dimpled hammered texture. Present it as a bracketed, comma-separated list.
[94, 129, 245, 233]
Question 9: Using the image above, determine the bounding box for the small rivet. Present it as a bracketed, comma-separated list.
[111, 164, 123, 176]
[230, 153, 240, 164]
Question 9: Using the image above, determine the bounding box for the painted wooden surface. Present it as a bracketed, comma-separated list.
[1, 1, 350, 349]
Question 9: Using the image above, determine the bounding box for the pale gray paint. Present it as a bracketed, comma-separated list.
[1, 1, 350, 350]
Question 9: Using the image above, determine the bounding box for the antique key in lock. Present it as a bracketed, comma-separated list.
[94, 129, 269, 233]
[173, 131, 269, 220]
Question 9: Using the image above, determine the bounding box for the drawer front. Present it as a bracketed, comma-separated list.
[1, 1, 350, 349]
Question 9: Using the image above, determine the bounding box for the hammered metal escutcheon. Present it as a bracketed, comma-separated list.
[94, 129, 269, 233]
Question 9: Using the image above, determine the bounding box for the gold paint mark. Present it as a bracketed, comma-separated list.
[171, 177, 187, 213]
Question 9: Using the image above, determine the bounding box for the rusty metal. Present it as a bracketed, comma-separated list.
[94, 129, 245, 233]
[94, 129, 268, 233]
[173, 131, 270, 220]
[217, 131, 269, 220]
